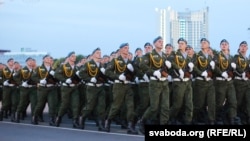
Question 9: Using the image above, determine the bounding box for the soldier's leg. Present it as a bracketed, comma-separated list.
[55, 87, 71, 127]
[71, 88, 80, 128]
[125, 86, 138, 135]
[32, 87, 48, 125]
[47, 87, 57, 126]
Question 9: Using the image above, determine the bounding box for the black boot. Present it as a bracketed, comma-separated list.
[73, 118, 80, 128]
[55, 116, 62, 127]
[32, 116, 38, 125]
[98, 119, 108, 131]
[79, 116, 86, 129]
[120, 119, 128, 129]
[3, 110, 8, 119]
[38, 115, 44, 122]
[15, 112, 20, 123]
[127, 121, 138, 135]
[138, 118, 146, 135]
[104, 119, 111, 132]
[49, 116, 56, 126]
[0, 110, 3, 121]
[11, 112, 15, 122]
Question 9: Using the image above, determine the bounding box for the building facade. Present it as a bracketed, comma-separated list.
[156, 7, 209, 51]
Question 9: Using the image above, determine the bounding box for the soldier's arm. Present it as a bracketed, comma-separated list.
[12, 69, 22, 85]
[139, 53, 153, 76]
[78, 63, 91, 82]
[30, 67, 40, 83]
[192, 55, 203, 76]
[212, 53, 223, 76]
[54, 65, 67, 82]
[105, 58, 119, 80]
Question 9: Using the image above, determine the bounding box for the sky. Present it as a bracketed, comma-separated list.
[0, 0, 250, 59]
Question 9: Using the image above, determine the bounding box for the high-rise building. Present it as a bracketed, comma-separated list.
[156, 7, 209, 51]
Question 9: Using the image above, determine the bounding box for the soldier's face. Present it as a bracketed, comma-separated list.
[8, 60, 14, 67]
[165, 46, 173, 55]
[93, 50, 102, 59]
[154, 39, 163, 49]
[135, 50, 143, 57]
[144, 46, 153, 53]
[68, 54, 76, 62]
[220, 42, 229, 51]
[201, 41, 209, 49]
[239, 44, 248, 53]
[120, 46, 129, 55]
[178, 41, 186, 51]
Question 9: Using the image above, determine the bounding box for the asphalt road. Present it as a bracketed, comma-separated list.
[0, 104, 144, 141]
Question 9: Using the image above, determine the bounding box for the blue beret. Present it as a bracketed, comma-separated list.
[153, 36, 163, 44]
[25, 57, 33, 62]
[135, 47, 142, 52]
[119, 43, 129, 48]
[103, 55, 109, 58]
[110, 51, 116, 56]
[220, 39, 229, 45]
[144, 42, 152, 47]
[200, 38, 210, 44]
[92, 47, 101, 55]
[177, 38, 187, 44]
[67, 51, 75, 58]
[7, 58, 14, 63]
[43, 54, 50, 59]
[239, 41, 248, 46]
[165, 43, 173, 48]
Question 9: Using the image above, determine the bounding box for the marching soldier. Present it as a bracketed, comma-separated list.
[213, 39, 238, 125]
[168, 38, 194, 125]
[0, 58, 19, 121]
[78, 48, 108, 131]
[104, 43, 138, 134]
[54, 51, 81, 128]
[14, 57, 37, 123]
[31, 54, 58, 126]
[232, 41, 250, 125]
[138, 36, 171, 134]
[192, 38, 216, 125]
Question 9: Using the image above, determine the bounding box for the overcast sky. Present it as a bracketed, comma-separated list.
[0, 0, 250, 58]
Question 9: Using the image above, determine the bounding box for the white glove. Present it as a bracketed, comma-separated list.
[127, 63, 134, 72]
[210, 61, 215, 70]
[135, 77, 139, 84]
[231, 62, 236, 69]
[13, 72, 17, 77]
[221, 71, 228, 79]
[49, 70, 55, 76]
[76, 70, 80, 77]
[178, 69, 184, 79]
[90, 77, 97, 83]
[66, 78, 72, 84]
[188, 62, 194, 72]
[3, 80, 9, 86]
[167, 75, 172, 82]
[119, 73, 126, 81]
[201, 71, 208, 78]
[22, 81, 29, 87]
[242, 72, 246, 79]
[153, 70, 161, 79]
[165, 60, 171, 69]
[100, 67, 105, 74]
[143, 74, 149, 82]
[40, 79, 47, 84]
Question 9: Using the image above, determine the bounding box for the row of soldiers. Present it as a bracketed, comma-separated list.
[0, 36, 250, 135]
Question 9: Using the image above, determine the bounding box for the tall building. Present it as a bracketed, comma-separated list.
[156, 7, 209, 51]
